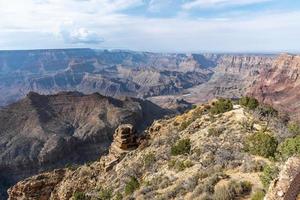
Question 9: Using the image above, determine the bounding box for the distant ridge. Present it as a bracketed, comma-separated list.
[0, 91, 167, 198]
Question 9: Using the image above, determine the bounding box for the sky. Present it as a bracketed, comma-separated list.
[0, 0, 300, 53]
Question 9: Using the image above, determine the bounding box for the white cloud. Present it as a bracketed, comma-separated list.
[182, 0, 272, 9]
[100, 11, 300, 52]
[61, 27, 104, 44]
[0, 0, 299, 52]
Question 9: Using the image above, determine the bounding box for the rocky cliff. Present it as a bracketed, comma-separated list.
[184, 54, 275, 103]
[250, 54, 300, 121]
[0, 91, 167, 199]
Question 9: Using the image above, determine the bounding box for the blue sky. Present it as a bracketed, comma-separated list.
[0, 0, 300, 52]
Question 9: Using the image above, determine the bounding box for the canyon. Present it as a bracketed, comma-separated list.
[0, 91, 167, 198]
[1, 49, 300, 199]
[0, 49, 275, 108]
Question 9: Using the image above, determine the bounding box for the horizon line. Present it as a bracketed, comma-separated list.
[0, 47, 297, 55]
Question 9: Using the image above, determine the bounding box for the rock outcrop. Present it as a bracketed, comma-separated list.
[0, 92, 166, 199]
[8, 169, 67, 200]
[265, 156, 300, 200]
[104, 124, 138, 172]
[112, 124, 138, 151]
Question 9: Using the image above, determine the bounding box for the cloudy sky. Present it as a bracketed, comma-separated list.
[0, 0, 300, 52]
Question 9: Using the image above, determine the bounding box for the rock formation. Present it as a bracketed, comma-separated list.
[112, 124, 138, 151]
[0, 92, 166, 199]
[8, 169, 67, 200]
[265, 156, 300, 200]
[104, 124, 139, 172]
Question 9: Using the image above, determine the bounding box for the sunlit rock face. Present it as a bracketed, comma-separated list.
[249, 54, 300, 121]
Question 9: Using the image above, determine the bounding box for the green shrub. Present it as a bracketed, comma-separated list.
[242, 158, 266, 172]
[114, 192, 123, 200]
[277, 136, 300, 160]
[168, 159, 193, 171]
[239, 96, 259, 110]
[245, 132, 278, 158]
[213, 185, 235, 200]
[203, 173, 223, 194]
[180, 119, 193, 131]
[125, 176, 140, 195]
[251, 190, 265, 200]
[213, 180, 252, 200]
[240, 181, 253, 194]
[210, 98, 233, 114]
[142, 152, 156, 168]
[99, 188, 112, 200]
[73, 192, 89, 200]
[257, 105, 278, 117]
[171, 139, 191, 156]
[260, 165, 279, 188]
[240, 119, 255, 131]
[288, 123, 300, 135]
[207, 127, 224, 137]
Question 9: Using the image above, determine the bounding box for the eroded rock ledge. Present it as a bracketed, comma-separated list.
[265, 156, 300, 200]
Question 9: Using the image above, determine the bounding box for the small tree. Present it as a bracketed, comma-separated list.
[277, 136, 300, 160]
[239, 96, 259, 110]
[260, 165, 279, 188]
[210, 98, 233, 114]
[245, 132, 278, 158]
